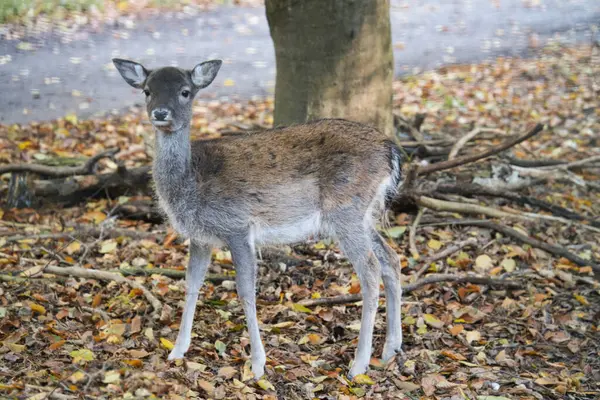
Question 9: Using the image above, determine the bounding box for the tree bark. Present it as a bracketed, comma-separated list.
[265, 0, 394, 136]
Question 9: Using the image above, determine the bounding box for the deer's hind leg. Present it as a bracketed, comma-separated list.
[332, 219, 381, 378]
[371, 229, 403, 361]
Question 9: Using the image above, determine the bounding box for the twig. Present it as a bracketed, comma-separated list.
[1, 225, 161, 242]
[448, 127, 506, 160]
[438, 219, 600, 276]
[119, 267, 232, 283]
[409, 208, 424, 259]
[504, 156, 566, 168]
[44, 265, 162, 316]
[417, 123, 545, 176]
[416, 196, 600, 233]
[433, 183, 600, 228]
[81, 306, 110, 321]
[298, 274, 522, 307]
[536, 154, 600, 170]
[0, 148, 119, 177]
[413, 237, 478, 280]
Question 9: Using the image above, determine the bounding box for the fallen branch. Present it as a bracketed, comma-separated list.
[416, 196, 600, 233]
[119, 267, 233, 283]
[417, 123, 545, 176]
[0, 148, 119, 177]
[436, 219, 600, 276]
[31, 165, 152, 202]
[44, 265, 163, 316]
[409, 208, 424, 259]
[298, 274, 522, 307]
[434, 183, 600, 228]
[413, 237, 478, 280]
[448, 127, 505, 160]
[1, 225, 160, 243]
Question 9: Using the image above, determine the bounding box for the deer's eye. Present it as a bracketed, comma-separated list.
[181, 90, 190, 98]
[143, 89, 150, 97]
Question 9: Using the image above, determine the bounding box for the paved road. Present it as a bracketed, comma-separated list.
[1, 0, 598, 124]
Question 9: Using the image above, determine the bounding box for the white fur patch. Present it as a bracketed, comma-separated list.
[251, 212, 322, 245]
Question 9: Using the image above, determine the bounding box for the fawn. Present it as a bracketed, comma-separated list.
[113, 58, 404, 379]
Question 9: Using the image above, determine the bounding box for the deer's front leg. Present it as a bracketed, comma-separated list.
[228, 236, 266, 379]
[168, 240, 211, 360]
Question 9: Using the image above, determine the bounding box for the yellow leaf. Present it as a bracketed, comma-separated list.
[65, 114, 78, 125]
[256, 379, 275, 391]
[291, 303, 312, 313]
[475, 254, 494, 272]
[427, 239, 442, 250]
[160, 338, 174, 350]
[69, 371, 86, 383]
[18, 140, 33, 150]
[55, 127, 70, 137]
[223, 78, 235, 87]
[70, 349, 95, 363]
[99, 239, 118, 254]
[501, 258, 516, 272]
[103, 370, 121, 384]
[423, 314, 444, 329]
[29, 302, 46, 315]
[574, 294, 589, 306]
[352, 374, 375, 385]
[65, 241, 81, 255]
[6, 342, 26, 353]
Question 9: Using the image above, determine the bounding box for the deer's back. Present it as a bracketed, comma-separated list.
[190, 119, 398, 226]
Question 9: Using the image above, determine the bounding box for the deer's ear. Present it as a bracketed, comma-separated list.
[112, 58, 149, 88]
[191, 60, 222, 89]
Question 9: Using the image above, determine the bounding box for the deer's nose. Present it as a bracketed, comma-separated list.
[152, 109, 170, 121]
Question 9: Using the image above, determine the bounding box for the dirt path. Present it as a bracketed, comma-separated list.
[0, 0, 598, 124]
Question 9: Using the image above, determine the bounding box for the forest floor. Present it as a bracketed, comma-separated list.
[0, 44, 599, 399]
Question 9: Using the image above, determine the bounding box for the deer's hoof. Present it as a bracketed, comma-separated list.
[168, 348, 186, 361]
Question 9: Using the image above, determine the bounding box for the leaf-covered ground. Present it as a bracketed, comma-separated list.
[1, 45, 599, 399]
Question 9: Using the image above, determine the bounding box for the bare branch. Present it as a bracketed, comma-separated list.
[45, 265, 163, 316]
[0, 148, 119, 177]
[417, 123, 545, 176]
[298, 274, 522, 307]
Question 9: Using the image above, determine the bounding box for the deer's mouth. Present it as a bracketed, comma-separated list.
[152, 120, 172, 127]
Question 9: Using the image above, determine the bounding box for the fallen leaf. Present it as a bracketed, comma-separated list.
[449, 324, 464, 335]
[475, 254, 494, 272]
[214, 340, 226, 355]
[99, 239, 118, 254]
[465, 330, 481, 344]
[218, 366, 237, 379]
[423, 314, 444, 329]
[160, 338, 174, 350]
[428, 239, 443, 250]
[29, 302, 46, 315]
[440, 349, 467, 361]
[257, 379, 275, 391]
[197, 379, 214, 395]
[70, 349, 95, 363]
[352, 374, 375, 385]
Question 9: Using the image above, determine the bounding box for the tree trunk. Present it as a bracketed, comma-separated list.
[265, 0, 394, 137]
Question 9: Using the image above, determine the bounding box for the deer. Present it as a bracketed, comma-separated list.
[112, 58, 404, 379]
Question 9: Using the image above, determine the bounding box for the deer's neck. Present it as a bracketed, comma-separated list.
[153, 126, 195, 198]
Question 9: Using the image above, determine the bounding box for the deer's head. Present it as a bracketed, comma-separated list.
[113, 59, 222, 132]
